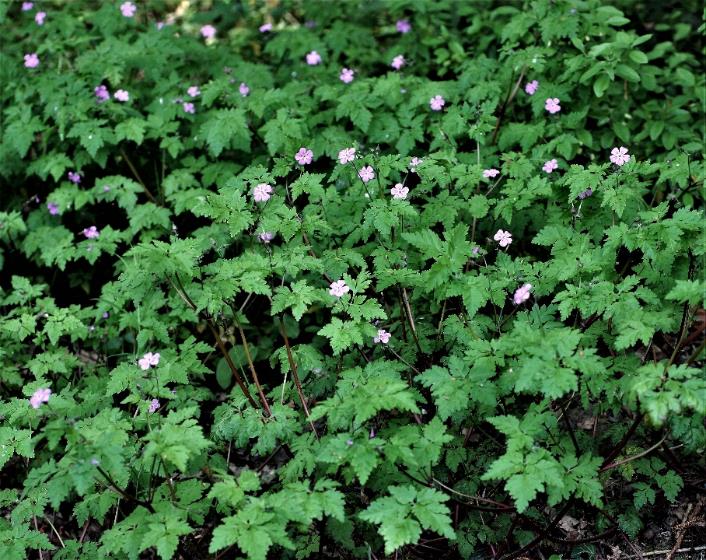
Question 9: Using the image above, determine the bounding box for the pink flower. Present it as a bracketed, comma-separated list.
[120, 2, 136, 17]
[114, 89, 129, 102]
[396, 19, 411, 33]
[253, 183, 273, 202]
[338, 147, 356, 164]
[24, 53, 39, 68]
[513, 283, 532, 305]
[94, 84, 110, 102]
[306, 50, 322, 65]
[82, 226, 100, 239]
[410, 157, 423, 172]
[138, 352, 160, 370]
[329, 279, 350, 298]
[494, 229, 512, 248]
[68, 171, 81, 184]
[545, 97, 561, 114]
[30, 388, 51, 409]
[47, 202, 60, 215]
[483, 168, 500, 178]
[200, 24, 216, 39]
[156, 21, 165, 30]
[295, 147, 313, 165]
[390, 55, 405, 71]
[183, 102, 195, 114]
[22, 2, 33, 11]
[259, 22, 273, 33]
[339, 68, 355, 83]
[429, 95, 445, 111]
[391, 183, 409, 199]
[187, 86, 200, 97]
[542, 159, 558, 174]
[358, 165, 375, 183]
[239, 82, 250, 96]
[148, 398, 160, 413]
[525, 80, 539, 95]
[610, 146, 630, 166]
[35, 11, 46, 25]
[374, 329, 391, 344]
[258, 231, 275, 244]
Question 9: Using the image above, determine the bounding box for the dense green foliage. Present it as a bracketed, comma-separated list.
[1, 0, 704, 558]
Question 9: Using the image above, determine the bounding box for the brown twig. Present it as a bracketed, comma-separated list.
[120, 147, 156, 203]
[233, 313, 272, 417]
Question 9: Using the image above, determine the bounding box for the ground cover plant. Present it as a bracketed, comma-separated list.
[1, 0, 705, 558]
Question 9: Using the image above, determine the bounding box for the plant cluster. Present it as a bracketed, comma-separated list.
[1, 1, 704, 558]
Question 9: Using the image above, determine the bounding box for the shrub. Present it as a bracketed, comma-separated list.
[1, 1, 704, 558]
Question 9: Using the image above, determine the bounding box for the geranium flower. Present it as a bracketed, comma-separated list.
[259, 23, 273, 33]
[138, 352, 160, 370]
[47, 202, 60, 215]
[525, 80, 539, 95]
[430, 95, 445, 111]
[358, 166, 375, 183]
[187, 86, 200, 97]
[200, 24, 216, 39]
[409, 157, 423, 172]
[24, 53, 39, 68]
[68, 171, 81, 184]
[30, 388, 51, 409]
[82, 226, 100, 239]
[391, 183, 409, 199]
[22, 2, 34, 11]
[95, 84, 110, 102]
[35, 11, 46, 25]
[295, 147, 313, 165]
[183, 102, 195, 114]
[148, 398, 160, 413]
[253, 183, 273, 202]
[513, 283, 532, 305]
[578, 188, 593, 200]
[329, 280, 350, 298]
[396, 19, 411, 33]
[239, 83, 250, 96]
[120, 2, 136, 17]
[374, 329, 391, 344]
[258, 231, 275, 244]
[545, 97, 561, 114]
[494, 229, 512, 248]
[610, 146, 630, 166]
[114, 89, 129, 102]
[339, 68, 355, 83]
[542, 159, 558, 174]
[391, 55, 405, 70]
[483, 168, 500, 178]
[306, 51, 322, 65]
[338, 147, 356, 164]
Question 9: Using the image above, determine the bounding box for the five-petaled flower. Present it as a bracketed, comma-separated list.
[306, 51, 322, 65]
[542, 159, 558, 174]
[258, 231, 275, 244]
[95, 84, 110, 102]
[339, 68, 355, 83]
[391, 183, 409, 199]
[148, 398, 160, 413]
[68, 171, 81, 184]
[24, 53, 39, 68]
[358, 166, 375, 183]
[329, 280, 350, 298]
[120, 2, 136, 17]
[410, 157, 423, 172]
[391, 55, 405, 70]
[47, 202, 60, 215]
[525, 80, 539, 95]
[396, 19, 411, 33]
[259, 22, 273, 32]
[429, 95, 445, 111]
[22, 2, 34, 11]
[35, 11, 46, 25]
[114, 89, 129, 102]
[30, 388, 51, 409]
[82, 226, 100, 239]
[138, 352, 160, 370]
[494, 229, 513, 248]
[200, 24, 216, 39]
[610, 146, 630, 166]
[239, 82, 250, 96]
[338, 147, 356, 164]
[513, 283, 532, 305]
[374, 329, 391, 344]
[183, 102, 195, 114]
[253, 183, 273, 202]
[545, 97, 561, 114]
[295, 147, 313, 165]
[187, 86, 200, 97]
[483, 168, 500, 178]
